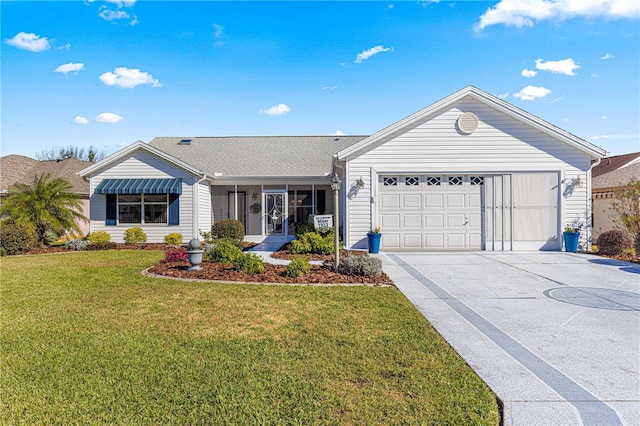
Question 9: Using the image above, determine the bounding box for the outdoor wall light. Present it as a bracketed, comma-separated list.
[330, 176, 342, 191]
[356, 177, 365, 189]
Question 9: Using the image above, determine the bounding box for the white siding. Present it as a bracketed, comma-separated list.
[344, 97, 593, 251]
[197, 180, 212, 239]
[89, 150, 199, 243]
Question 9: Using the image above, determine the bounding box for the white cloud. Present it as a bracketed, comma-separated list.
[72, 116, 89, 125]
[99, 67, 161, 89]
[601, 53, 615, 60]
[354, 45, 392, 64]
[497, 92, 509, 99]
[99, 8, 130, 21]
[474, 0, 640, 32]
[4, 32, 50, 52]
[602, 115, 608, 119]
[105, 0, 136, 6]
[333, 130, 346, 136]
[419, 0, 440, 7]
[591, 134, 618, 140]
[591, 73, 599, 78]
[212, 24, 224, 39]
[260, 103, 290, 116]
[513, 85, 551, 101]
[54, 62, 85, 75]
[535, 58, 580, 76]
[57, 42, 71, 51]
[322, 86, 337, 90]
[521, 69, 537, 78]
[387, 4, 394, 9]
[95, 112, 123, 123]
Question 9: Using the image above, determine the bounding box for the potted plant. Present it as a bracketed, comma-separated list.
[367, 227, 381, 254]
[563, 225, 580, 253]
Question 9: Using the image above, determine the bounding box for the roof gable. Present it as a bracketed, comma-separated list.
[337, 86, 607, 160]
[78, 141, 205, 177]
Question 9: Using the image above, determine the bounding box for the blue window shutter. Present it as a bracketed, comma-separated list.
[106, 194, 117, 226]
[168, 194, 180, 225]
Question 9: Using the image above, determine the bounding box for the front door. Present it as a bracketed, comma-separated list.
[264, 191, 287, 237]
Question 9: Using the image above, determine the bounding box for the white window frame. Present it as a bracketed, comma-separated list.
[117, 194, 169, 225]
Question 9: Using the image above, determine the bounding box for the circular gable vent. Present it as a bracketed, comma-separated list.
[457, 112, 479, 134]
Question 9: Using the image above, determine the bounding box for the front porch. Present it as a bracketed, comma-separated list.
[211, 183, 335, 243]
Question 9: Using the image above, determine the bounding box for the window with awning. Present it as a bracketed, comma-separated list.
[96, 178, 181, 226]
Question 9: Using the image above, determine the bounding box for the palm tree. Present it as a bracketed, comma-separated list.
[0, 173, 88, 246]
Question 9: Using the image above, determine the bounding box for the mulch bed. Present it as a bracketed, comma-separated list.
[270, 245, 367, 262]
[147, 261, 394, 286]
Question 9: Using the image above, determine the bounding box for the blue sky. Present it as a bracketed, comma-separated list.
[2, 0, 639, 158]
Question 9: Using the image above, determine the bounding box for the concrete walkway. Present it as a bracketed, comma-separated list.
[381, 252, 640, 426]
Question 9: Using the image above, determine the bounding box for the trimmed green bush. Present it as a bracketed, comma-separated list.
[285, 255, 312, 277]
[0, 224, 37, 255]
[43, 229, 59, 244]
[163, 232, 183, 246]
[123, 227, 147, 245]
[88, 230, 111, 244]
[295, 223, 316, 238]
[290, 228, 336, 255]
[206, 240, 243, 264]
[343, 254, 383, 277]
[233, 252, 264, 275]
[596, 230, 634, 256]
[211, 219, 245, 244]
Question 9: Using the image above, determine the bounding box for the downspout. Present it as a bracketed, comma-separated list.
[193, 174, 207, 241]
[586, 156, 603, 250]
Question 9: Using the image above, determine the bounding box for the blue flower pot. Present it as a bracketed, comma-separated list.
[367, 233, 381, 254]
[563, 232, 580, 253]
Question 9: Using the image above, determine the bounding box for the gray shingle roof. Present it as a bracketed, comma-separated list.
[1, 155, 90, 194]
[592, 161, 640, 191]
[148, 136, 368, 177]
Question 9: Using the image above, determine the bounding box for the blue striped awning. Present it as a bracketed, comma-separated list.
[95, 178, 182, 195]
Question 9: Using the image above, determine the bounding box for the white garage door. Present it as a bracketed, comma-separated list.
[378, 175, 483, 250]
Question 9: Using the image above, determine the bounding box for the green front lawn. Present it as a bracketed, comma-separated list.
[1, 251, 499, 425]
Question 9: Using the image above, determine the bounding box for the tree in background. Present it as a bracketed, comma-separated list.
[0, 174, 88, 245]
[35, 145, 105, 163]
[609, 178, 640, 247]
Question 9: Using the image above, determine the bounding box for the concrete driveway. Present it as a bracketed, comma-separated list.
[381, 252, 640, 426]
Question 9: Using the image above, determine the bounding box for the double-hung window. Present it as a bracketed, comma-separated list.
[118, 194, 168, 224]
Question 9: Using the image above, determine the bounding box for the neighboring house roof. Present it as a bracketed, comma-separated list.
[592, 161, 640, 191]
[1, 154, 91, 195]
[337, 86, 607, 160]
[591, 152, 640, 178]
[147, 136, 368, 178]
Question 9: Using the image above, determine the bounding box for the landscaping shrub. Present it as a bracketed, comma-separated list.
[124, 227, 147, 244]
[86, 241, 117, 251]
[295, 223, 316, 238]
[64, 238, 90, 251]
[285, 255, 312, 277]
[343, 254, 383, 277]
[211, 219, 245, 244]
[0, 224, 37, 255]
[635, 232, 640, 256]
[596, 230, 634, 256]
[88, 230, 111, 244]
[0, 247, 6, 257]
[43, 229, 59, 245]
[290, 228, 336, 255]
[233, 252, 265, 275]
[206, 240, 243, 264]
[162, 246, 189, 263]
[163, 232, 183, 246]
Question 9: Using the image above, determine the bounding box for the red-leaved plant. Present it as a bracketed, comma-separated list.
[162, 246, 189, 263]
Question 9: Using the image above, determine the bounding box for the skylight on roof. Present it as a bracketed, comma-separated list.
[178, 139, 192, 145]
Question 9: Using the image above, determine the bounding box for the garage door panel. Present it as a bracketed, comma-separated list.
[402, 194, 422, 208]
[447, 213, 466, 227]
[469, 212, 482, 227]
[381, 214, 400, 229]
[469, 233, 482, 247]
[403, 234, 422, 248]
[425, 194, 444, 208]
[382, 233, 401, 249]
[425, 214, 444, 227]
[381, 194, 400, 208]
[403, 214, 422, 228]
[425, 234, 444, 248]
[469, 193, 482, 208]
[446, 194, 465, 208]
[447, 234, 466, 248]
